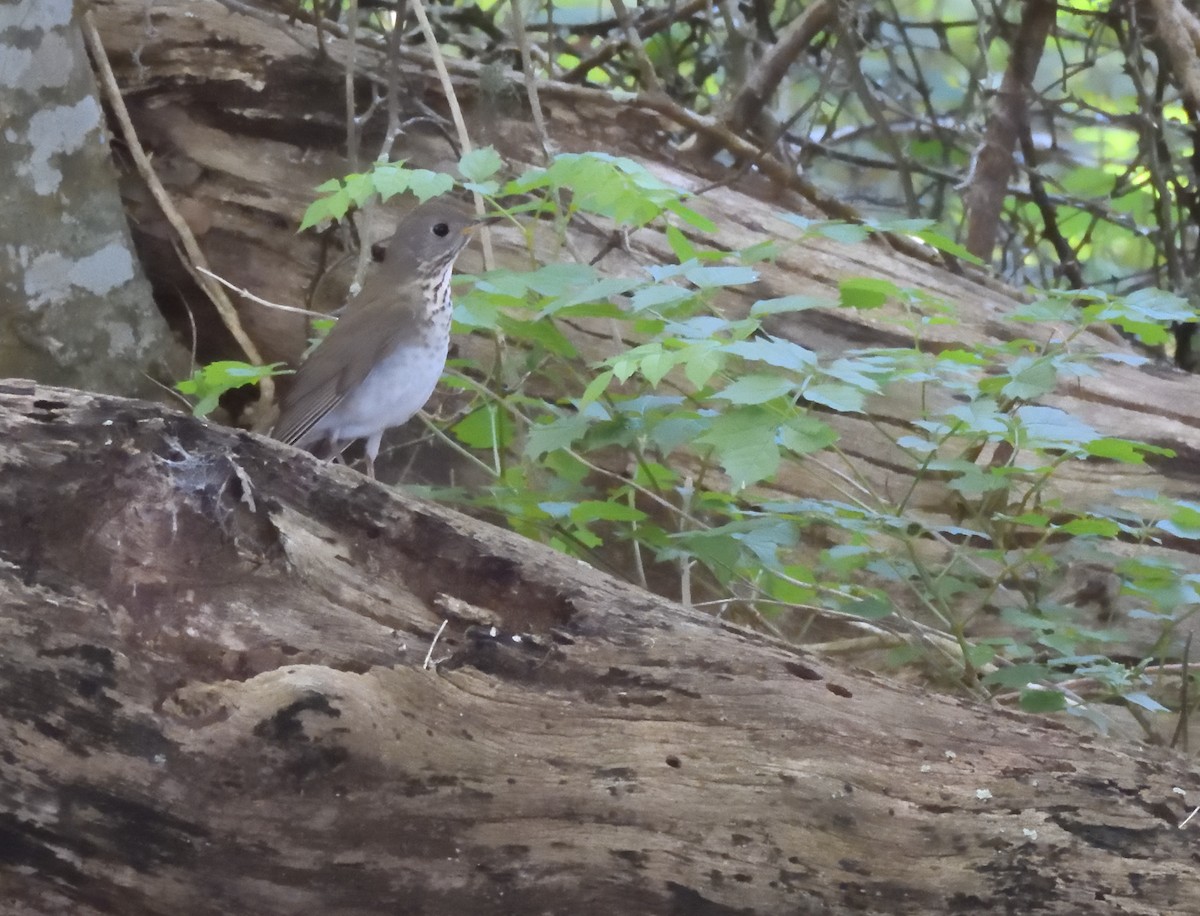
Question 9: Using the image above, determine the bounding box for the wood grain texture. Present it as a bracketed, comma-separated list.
[0, 382, 1195, 914]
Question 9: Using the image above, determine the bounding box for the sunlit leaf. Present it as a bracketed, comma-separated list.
[459, 146, 503, 182]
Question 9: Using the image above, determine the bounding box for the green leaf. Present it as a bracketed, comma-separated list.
[839, 277, 898, 309]
[1058, 517, 1120, 537]
[944, 398, 1006, 436]
[665, 224, 697, 262]
[370, 165, 412, 200]
[664, 199, 716, 232]
[299, 188, 352, 230]
[579, 370, 614, 408]
[1018, 688, 1067, 713]
[964, 643, 996, 669]
[459, 146, 503, 182]
[542, 277, 640, 314]
[1061, 165, 1116, 197]
[1010, 298, 1078, 323]
[723, 337, 817, 372]
[632, 284, 694, 311]
[497, 314, 578, 357]
[670, 530, 743, 583]
[714, 374, 795, 405]
[1113, 287, 1194, 323]
[1015, 406, 1098, 448]
[1158, 501, 1200, 539]
[639, 348, 679, 386]
[697, 406, 781, 488]
[1086, 438, 1175, 464]
[175, 361, 288, 417]
[683, 264, 759, 288]
[403, 170, 456, 202]
[570, 500, 648, 524]
[343, 172, 375, 205]
[525, 263, 598, 296]
[1123, 692, 1169, 713]
[812, 221, 870, 244]
[682, 343, 723, 389]
[525, 412, 594, 459]
[1001, 356, 1058, 400]
[802, 382, 865, 413]
[452, 405, 513, 449]
[734, 518, 797, 564]
[780, 415, 838, 455]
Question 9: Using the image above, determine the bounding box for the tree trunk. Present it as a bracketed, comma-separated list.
[0, 381, 1195, 915]
[0, 0, 186, 397]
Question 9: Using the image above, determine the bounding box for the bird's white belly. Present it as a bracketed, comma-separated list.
[323, 336, 449, 441]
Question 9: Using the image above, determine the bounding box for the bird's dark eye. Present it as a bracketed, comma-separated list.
[433, 222, 450, 237]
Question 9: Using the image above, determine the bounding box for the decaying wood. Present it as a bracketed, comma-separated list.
[0, 381, 1197, 915]
[90, 0, 1200, 517]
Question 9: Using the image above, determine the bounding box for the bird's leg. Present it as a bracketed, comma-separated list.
[363, 432, 383, 480]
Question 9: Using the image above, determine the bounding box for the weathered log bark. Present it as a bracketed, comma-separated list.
[0, 381, 1196, 914]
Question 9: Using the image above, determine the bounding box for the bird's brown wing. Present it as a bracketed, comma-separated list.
[272, 289, 423, 448]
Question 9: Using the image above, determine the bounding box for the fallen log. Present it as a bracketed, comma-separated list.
[0, 381, 1194, 914]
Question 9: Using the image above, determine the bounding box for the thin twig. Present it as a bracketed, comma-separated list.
[423, 619, 449, 669]
[408, 0, 494, 268]
[345, 0, 360, 170]
[608, 0, 664, 94]
[82, 10, 274, 408]
[507, 0, 553, 162]
[196, 266, 328, 319]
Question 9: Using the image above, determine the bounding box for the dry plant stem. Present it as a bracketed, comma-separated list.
[196, 267, 326, 319]
[833, 11, 918, 215]
[633, 91, 863, 223]
[803, 634, 906, 654]
[408, 0, 494, 269]
[344, 0, 360, 170]
[1148, 0, 1200, 106]
[507, 0, 553, 162]
[608, 0, 664, 94]
[1170, 633, 1190, 751]
[83, 10, 273, 407]
[710, 0, 835, 145]
[399, 45, 946, 263]
[339, 0, 380, 295]
[423, 619, 448, 670]
[561, 0, 708, 83]
[382, 12, 403, 158]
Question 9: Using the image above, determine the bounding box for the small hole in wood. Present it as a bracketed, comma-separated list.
[784, 661, 823, 681]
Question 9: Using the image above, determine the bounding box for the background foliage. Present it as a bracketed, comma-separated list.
[186, 0, 1200, 739]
